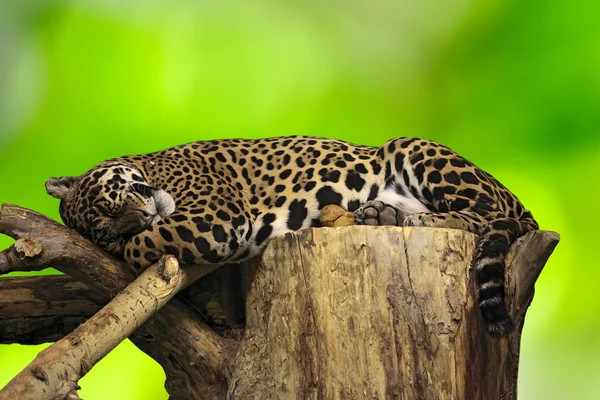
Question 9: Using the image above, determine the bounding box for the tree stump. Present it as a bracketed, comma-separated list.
[227, 226, 558, 399]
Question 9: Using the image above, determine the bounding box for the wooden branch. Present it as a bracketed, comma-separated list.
[0, 204, 226, 399]
[0, 255, 205, 400]
[0, 276, 104, 344]
[227, 226, 559, 399]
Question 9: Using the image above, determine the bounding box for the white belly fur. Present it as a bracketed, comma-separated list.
[376, 187, 430, 216]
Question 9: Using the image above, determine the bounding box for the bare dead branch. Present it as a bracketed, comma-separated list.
[0, 204, 226, 399]
[0, 255, 214, 400]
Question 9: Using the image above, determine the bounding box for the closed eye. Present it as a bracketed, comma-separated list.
[136, 209, 154, 222]
[98, 205, 123, 218]
[128, 183, 155, 198]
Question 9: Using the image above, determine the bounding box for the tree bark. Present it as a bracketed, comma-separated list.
[0, 276, 104, 344]
[227, 226, 559, 399]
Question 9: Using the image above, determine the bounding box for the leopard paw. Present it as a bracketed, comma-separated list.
[354, 200, 405, 226]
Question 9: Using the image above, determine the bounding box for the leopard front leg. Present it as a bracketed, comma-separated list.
[124, 200, 253, 272]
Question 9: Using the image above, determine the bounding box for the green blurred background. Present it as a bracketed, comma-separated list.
[0, 0, 598, 398]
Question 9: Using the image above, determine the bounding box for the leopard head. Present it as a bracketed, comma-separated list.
[46, 163, 175, 255]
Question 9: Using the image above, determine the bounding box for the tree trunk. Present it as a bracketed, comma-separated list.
[227, 226, 558, 399]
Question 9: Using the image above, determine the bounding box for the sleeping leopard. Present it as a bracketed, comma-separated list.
[45, 136, 538, 336]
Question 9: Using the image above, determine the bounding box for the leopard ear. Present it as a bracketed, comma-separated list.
[45, 176, 80, 199]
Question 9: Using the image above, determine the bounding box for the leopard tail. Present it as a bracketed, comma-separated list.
[475, 212, 538, 336]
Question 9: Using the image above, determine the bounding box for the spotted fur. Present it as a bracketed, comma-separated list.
[46, 136, 538, 336]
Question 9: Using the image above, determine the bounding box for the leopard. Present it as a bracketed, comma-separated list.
[45, 136, 538, 336]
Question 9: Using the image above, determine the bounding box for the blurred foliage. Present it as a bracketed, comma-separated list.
[0, 0, 598, 399]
